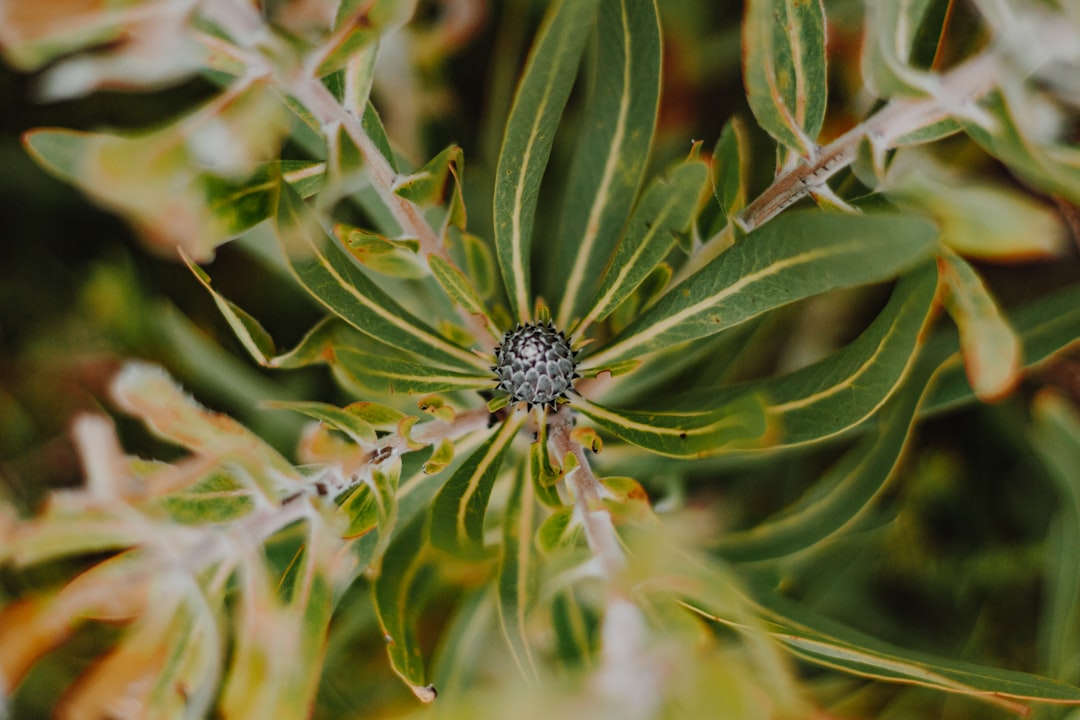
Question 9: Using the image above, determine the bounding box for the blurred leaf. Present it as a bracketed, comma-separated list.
[222, 527, 335, 717]
[316, 0, 417, 77]
[1031, 392, 1080, 684]
[754, 595, 1080, 712]
[938, 252, 1022, 402]
[716, 380, 920, 562]
[430, 413, 526, 556]
[332, 347, 492, 395]
[371, 514, 439, 702]
[423, 438, 456, 475]
[577, 157, 709, 331]
[270, 317, 361, 370]
[743, 0, 828, 157]
[430, 589, 498, 703]
[924, 280, 1080, 414]
[584, 212, 939, 367]
[553, 0, 662, 327]
[713, 116, 751, 218]
[861, 0, 953, 98]
[22, 83, 289, 260]
[497, 467, 541, 683]
[494, 0, 601, 323]
[962, 88, 1080, 207]
[158, 470, 257, 524]
[110, 362, 301, 500]
[887, 151, 1069, 262]
[274, 179, 487, 371]
[262, 399, 378, 445]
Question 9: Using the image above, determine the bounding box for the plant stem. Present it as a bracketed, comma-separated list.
[549, 408, 625, 576]
[735, 51, 1000, 233]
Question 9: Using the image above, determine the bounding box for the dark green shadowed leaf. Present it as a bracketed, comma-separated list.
[332, 347, 492, 395]
[575, 157, 709, 333]
[715, 381, 922, 562]
[430, 413, 525, 556]
[497, 467, 541, 683]
[273, 179, 487, 371]
[752, 595, 1080, 712]
[371, 514, 439, 703]
[1031, 392, 1080, 683]
[742, 0, 828, 157]
[553, 0, 663, 328]
[713, 116, 751, 218]
[493, 0, 602, 323]
[583, 211, 939, 368]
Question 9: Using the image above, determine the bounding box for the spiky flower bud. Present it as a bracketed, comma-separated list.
[493, 322, 578, 409]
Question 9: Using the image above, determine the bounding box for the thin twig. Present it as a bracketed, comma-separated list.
[548, 407, 625, 576]
[736, 51, 1000, 233]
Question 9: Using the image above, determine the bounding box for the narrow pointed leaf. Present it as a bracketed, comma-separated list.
[713, 116, 751, 218]
[743, 0, 828, 157]
[554, 0, 662, 327]
[578, 158, 709, 330]
[372, 514, 439, 702]
[262, 400, 377, 445]
[494, 0, 602, 323]
[332, 347, 492, 395]
[274, 179, 486, 371]
[938, 252, 1022, 402]
[716, 381, 921, 562]
[430, 413, 526, 556]
[755, 595, 1080, 710]
[1031, 392, 1080, 681]
[182, 252, 275, 365]
[576, 392, 771, 459]
[497, 467, 541, 683]
[861, 0, 953, 98]
[428, 254, 500, 337]
[584, 212, 938, 368]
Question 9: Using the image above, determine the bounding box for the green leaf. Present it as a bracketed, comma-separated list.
[183, 252, 276, 365]
[157, 470, 256, 524]
[962, 89, 1080, 207]
[576, 157, 709, 331]
[223, 528, 335, 716]
[553, 0, 662, 327]
[584, 211, 938, 368]
[273, 179, 486, 371]
[269, 317, 363, 370]
[497, 467, 541, 683]
[713, 116, 751, 218]
[742, 0, 828, 157]
[861, 0, 953, 98]
[715, 381, 920, 562]
[938, 252, 1022, 402]
[429, 413, 526, 556]
[1031, 392, 1080, 682]
[536, 507, 581, 553]
[202, 160, 326, 237]
[529, 423, 565, 508]
[576, 392, 771, 459]
[335, 224, 422, 271]
[262, 399, 377, 445]
[394, 144, 463, 208]
[493, 0, 602, 323]
[332, 347, 492, 395]
[371, 514, 439, 702]
[428, 254, 500, 339]
[755, 594, 1080, 712]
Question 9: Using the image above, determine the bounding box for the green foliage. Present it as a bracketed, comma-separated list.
[3, 0, 1080, 718]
